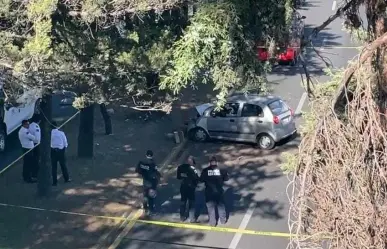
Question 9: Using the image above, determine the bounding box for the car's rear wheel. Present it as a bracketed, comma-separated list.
[0, 128, 6, 153]
[290, 53, 298, 66]
[190, 128, 209, 142]
[257, 133, 275, 150]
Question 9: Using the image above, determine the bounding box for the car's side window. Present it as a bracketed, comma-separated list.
[241, 104, 264, 117]
[224, 103, 239, 116]
[210, 103, 240, 118]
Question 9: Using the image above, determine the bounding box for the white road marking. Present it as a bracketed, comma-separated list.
[332, 0, 337, 11]
[295, 92, 308, 115]
[228, 205, 255, 249]
[321, 37, 326, 50]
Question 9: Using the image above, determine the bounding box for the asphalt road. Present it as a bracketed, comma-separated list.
[117, 1, 360, 249]
[0, 1, 361, 248]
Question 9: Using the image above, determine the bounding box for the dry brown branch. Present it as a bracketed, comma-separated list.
[299, 0, 359, 96]
[288, 30, 387, 249]
[332, 32, 387, 110]
[304, 0, 358, 45]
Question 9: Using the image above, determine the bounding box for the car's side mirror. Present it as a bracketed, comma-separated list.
[301, 16, 306, 19]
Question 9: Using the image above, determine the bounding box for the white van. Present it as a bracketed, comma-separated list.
[0, 84, 42, 152]
[0, 84, 77, 152]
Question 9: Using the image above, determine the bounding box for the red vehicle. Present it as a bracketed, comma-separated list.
[257, 12, 305, 66]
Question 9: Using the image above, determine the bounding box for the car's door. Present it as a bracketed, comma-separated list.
[206, 103, 240, 140]
[52, 90, 77, 122]
[237, 103, 270, 142]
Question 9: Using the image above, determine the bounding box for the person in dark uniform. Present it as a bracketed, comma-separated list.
[177, 155, 199, 222]
[200, 156, 229, 226]
[29, 114, 41, 179]
[136, 150, 161, 216]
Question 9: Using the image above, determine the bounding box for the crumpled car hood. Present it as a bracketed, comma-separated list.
[195, 103, 213, 116]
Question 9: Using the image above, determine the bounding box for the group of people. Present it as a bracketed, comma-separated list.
[18, 116, 71, 185]
[18, 116, 228, 226]
[136, 150, 229, 227]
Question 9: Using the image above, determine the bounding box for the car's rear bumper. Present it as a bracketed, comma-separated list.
[276, 129, 297, 142]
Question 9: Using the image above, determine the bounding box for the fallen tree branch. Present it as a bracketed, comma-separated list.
[299, 54, 314, 97]
[130, 106, 166, 111]
[331, 31, 387, 110]
[299, 0, 359, 96]
[304, 0, 359, 45]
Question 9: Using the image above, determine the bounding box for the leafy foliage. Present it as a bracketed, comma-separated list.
[0, 0, 293, 109]
[160, 0, 291, 107]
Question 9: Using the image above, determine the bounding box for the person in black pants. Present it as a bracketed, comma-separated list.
[29, 114, 41, 179]
[18, 120, 36, 183]
[177, 155, 199, 222]
[136, 150, 161, 216]
[200, 156, 229, 227]
[51, 122, 71, 186]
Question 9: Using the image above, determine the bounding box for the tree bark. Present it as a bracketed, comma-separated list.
[37, 93, 52, 197]
[77, 104, 94, 158]
[99, 103, 112, 135]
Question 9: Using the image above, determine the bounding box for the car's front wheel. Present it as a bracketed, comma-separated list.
[0, 128, 6, 153]
[257, 133, 275, 150]
[190, 127, 209, 142]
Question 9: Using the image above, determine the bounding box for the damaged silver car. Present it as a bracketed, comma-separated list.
[187, 94, 297, 150]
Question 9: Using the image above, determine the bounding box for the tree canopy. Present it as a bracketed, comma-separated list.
[0, 0, 294, 109]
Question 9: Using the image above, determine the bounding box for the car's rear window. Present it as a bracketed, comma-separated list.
[268, 100, 289, 115]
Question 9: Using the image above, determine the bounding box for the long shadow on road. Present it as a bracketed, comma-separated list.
[116, 136, 299, 249]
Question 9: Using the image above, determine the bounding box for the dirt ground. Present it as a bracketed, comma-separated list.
[0, 86, 215, 249]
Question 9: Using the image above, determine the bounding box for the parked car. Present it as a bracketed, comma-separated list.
[0, 86, 77, 153]
[257, 12, 305, 66]
[186, 94, 297, 150]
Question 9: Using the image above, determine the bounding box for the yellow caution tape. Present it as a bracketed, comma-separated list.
[256, 45, 361, 49]
[136, 219, 291, 237]
[0, 202, 292, 238]
[0, 110, 81, 176]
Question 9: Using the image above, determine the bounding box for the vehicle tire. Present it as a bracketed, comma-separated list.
[0, 127, 6, 153]
[290, 54, 298, 66]
[256, 133, 275, 150]
[189, 128, 209, 142]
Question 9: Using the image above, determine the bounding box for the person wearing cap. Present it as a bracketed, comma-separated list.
[18, 119, 36, 183]
[177, 155, 199, 222]
[51, 121, 71, 186]
[29, 114, 41, 179]
[136, 150, 161, 216]
[200, 156, 229, 226]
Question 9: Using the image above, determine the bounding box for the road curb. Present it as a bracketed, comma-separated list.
[101, 137, 189, 249]
[107, 210, 143, 249]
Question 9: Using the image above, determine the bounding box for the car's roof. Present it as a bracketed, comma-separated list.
[226, 94, 281, 105]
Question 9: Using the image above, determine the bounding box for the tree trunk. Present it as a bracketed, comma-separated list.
[99, 103, 112, 135]
[77, 104, 94, 158]
[37, 93, 52, 197]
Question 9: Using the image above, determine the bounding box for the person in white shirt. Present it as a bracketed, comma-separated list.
[50, 121, 71, 186]
[29, 114, 41, 179]
[18, 120, 36, 183]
